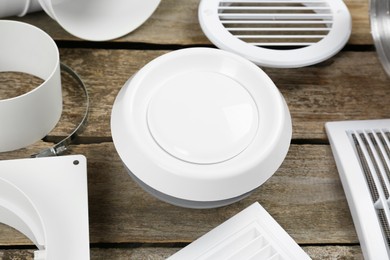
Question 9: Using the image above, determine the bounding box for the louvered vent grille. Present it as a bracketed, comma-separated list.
[349, 129, 390, 248]
[196, 223, 280, 260]
[218, 0, 333, 49]
[168, 202, 311, 259]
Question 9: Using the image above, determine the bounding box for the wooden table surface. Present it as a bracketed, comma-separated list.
[1, 0, 389, 259]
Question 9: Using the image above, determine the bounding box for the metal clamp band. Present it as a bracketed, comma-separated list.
[32, 63, 89, 158]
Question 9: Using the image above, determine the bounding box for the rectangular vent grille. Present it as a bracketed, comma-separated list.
[326, 119, 390, 259]
[349, 130, 390, 248]
[218, 0, 333, 48]
[168, 202, 311, 260]
[196, 223, 279, 260]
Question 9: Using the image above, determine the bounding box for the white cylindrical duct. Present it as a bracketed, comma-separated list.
[0, 20, 62, 152]
[0, 0, 42, 18]
[0, 0, 161, 41]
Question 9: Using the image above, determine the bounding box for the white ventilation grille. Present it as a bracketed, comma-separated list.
[199, 0, 351, 68]
[349, 130, 390, 247]
[218, 0, 333, 48]
[195, 223, 281, 260]
[326, 119, 390, 260]
[168, 202, 311, 260]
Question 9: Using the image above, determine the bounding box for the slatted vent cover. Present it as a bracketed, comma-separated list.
[199, 0, 351, 68]
[326, 119, 390, 260]
[168, 202, 311, 260]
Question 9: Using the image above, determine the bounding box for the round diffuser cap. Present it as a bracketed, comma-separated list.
[111, 48, 292, 208]
[198, 0, 352, 68]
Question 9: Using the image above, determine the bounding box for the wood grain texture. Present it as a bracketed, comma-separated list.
[7, 0, 371, 45]
[2, 48, 388, 142]
[0, 245, 363, 260]
[0, 144, 357, 245]
[0, 1, 380, 259]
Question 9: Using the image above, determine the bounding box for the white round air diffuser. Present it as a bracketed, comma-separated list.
[111, 48, 292, 208]
[198, 0, 352, 68]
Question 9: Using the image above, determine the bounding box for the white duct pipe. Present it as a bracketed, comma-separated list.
[0, 0, 161, 41]
[0, 0, 42, 18]
[0, 20, 62, 152]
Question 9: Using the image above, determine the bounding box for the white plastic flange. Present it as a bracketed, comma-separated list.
[111, 47, 292, 208]
[0, 155, 90, 260]
[0, 178, 46, 250]
[198, 0, 352, 68]
[0, 20, 62, 153]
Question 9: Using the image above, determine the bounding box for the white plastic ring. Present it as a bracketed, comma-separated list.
[0, 20, 62, 153]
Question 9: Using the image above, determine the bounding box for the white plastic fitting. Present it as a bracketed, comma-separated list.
[0, 20, 62, 153]
[0, 0, 42, 18]
[0, 155, 90, 260]
[111, 48, 292, 208]
[0, 0, 161, 41]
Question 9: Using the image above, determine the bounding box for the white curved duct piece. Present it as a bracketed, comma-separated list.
[0, 0, 42, 18]
[0, 178, 46, 250]
[0, 0, 161, 41]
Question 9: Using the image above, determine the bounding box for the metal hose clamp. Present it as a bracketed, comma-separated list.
[32, 63, 90, 158]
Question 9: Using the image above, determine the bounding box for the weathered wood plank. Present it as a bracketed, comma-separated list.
[0, 245, 363, 260]
[267, 51, 390, 140]
[0, 143, 357, 245]
[6, 0, 371, 45]
[3, 49, 387, 142]
[0, 1, 374, 259]
[2, 48, 389, 142]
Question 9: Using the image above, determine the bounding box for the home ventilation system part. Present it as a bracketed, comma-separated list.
[325, 119, 390, 260]
[370, 0, 390, 77]
[0, 155, 90, 260]
[32, 63, 90, 158]
[111, 48, 292, 208]
[168, 202, 311, 259]
[198, 0, 352, 68]
[0, 21, 89, 155]
[0, 20, 61, 152]
[0, 0, 42, 17]
[0, 0, 161, 41]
